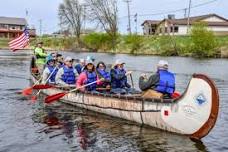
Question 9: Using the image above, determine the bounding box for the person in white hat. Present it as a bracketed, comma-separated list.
[55, 56, 77, 87]
[139, 60, 175, 98]
[76, 59, 100, 92]
[110, 59, 133, 94]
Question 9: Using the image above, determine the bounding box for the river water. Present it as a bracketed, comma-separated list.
[0, 50, 227, 152]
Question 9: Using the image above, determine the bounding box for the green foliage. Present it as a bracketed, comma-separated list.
[82, 33, 114, 51]
[190, 22, 218, 57]
[123, 34, 143, 54]
[156, 35, 179, 56]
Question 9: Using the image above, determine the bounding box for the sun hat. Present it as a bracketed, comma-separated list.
[64, 56, 73, 62]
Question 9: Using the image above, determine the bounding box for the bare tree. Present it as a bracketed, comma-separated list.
[86, 0, 118, 50]
[58, 0, 83, 40]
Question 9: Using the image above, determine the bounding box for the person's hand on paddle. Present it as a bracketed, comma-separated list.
[125, 71, 133, 76]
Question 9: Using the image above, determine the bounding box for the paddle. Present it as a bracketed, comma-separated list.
[129, 73, 134, 88]
[45, 79, 102, 104]
[32, 84, 56, 89]
[22, 76, 42, 96]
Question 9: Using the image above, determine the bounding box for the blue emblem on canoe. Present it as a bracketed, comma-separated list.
[195, 94, 206, 105]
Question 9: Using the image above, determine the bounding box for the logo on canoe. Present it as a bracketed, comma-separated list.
[182, 105, 196, 116]
[195, 93, 206, 105]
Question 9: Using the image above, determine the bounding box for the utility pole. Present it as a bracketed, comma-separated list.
[39, 19, 42, 36]
[82, 4, 87, 34]
[187, 0, 192, 34]
[134, 13, 137, 34]
[123, 0, 132, 34]
[184, 8, 187, 18]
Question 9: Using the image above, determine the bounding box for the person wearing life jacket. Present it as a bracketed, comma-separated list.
[55, 57, 77, 87]
[42, 59, 58, 84]
[139, 60, 175, 99]
[96, 61, 111, 92]
[110, 59, 132, 94]
[76, 59, 101, 92]
[75, 58, 86, 75]
[34, 41, 47, 65]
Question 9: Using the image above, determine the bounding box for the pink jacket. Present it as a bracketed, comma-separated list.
[76, 72, 101, 91]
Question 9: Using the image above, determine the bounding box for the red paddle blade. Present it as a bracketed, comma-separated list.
[171, 91, 181, 99]
[45, 92, 66, 104]
[22, 87, 33, 96]
[31, 96, 37, 101]
[33, 84, 55, 89]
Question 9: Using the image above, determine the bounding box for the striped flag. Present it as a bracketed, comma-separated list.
[8, 28, 30, 51]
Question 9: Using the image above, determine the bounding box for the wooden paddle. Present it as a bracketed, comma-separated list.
[45, 79, 103, 104]
[129, 73, 134, 89]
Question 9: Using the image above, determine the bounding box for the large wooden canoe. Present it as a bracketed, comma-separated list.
[30, 58, 219, 140]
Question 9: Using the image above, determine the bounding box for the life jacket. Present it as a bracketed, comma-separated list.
[85, 71, 97, 91]
[75, 64, 83, 74]
[47, 66, 58, 83]
[155, 70, 175, 95]
[111, 68, 127, 89]
[97, 69, 111, 81]
[61, 66, 76, 84]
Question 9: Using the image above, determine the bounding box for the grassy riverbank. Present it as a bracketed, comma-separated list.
[1, 34, 228, 58]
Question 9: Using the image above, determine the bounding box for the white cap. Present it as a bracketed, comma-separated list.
[86, 59, 94, 65]
[64, 56, 73, 62]
[114, 59, 125, 66]
[157, 60, 168, 70]
[79, 58, 85, 63]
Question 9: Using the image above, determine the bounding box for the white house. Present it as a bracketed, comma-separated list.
[141, 14, 228, 36]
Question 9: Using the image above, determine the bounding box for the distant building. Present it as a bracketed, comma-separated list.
[141, 14, 228, 36]
[0, 16, 36, 38]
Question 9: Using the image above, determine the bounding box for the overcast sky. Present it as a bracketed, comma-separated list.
[0, 0, 227, 34]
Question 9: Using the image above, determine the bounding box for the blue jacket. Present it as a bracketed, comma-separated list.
[155, 70, 175, 95]
[85, 71, 97, 91]
[110, 68, 130, 89]
[47, 66, 58, 83]
[75, 64, 83, 74]
[97, 69, 111, 81]
[61, 66, 76, 84]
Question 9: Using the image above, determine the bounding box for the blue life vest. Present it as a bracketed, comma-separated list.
[97, 69, 111, 81]
[111, 68, 127, 89]
[155, 70, 175, 95]
[47, 66, 58, 83]
[85, 71, 97, 91]
[61, 66, 76, 84]
[75, 64, 83, 74]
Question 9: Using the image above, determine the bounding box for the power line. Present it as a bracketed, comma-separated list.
[119, 0, 217, 19]
[123, 0, 132, 34]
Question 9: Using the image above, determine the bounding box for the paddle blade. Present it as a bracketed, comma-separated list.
[33, 84, 55, 90]
[22, 87, 33, 96]
[172, 91, 181, 99]
[31, 96, 37, 101]
[45, 93, 66, 104]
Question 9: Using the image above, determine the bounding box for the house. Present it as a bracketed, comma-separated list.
[0, 16, 36, 38]
[141, 14, 228, 36]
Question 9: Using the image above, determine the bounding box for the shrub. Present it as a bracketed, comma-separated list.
[156, 35, 178, 56]
[123, 34, 143, 54]
[190, 22, 218, 57]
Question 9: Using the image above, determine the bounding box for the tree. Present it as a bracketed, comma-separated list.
[190, 22, 218, 57]
[86, 0, 118, 51]
[58, 0, 83, 41]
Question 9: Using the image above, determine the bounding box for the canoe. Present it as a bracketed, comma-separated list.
[30, 57, 219, 140]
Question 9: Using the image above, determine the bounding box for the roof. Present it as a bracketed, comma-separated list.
[142, 14, 228, 27]
[0, 17, 27, 25]
[141, 20, 161, 26]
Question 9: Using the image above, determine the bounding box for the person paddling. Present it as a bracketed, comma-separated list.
[75, 58, 86, 75]
[76, 59, 101, 92]
[110, 59, 132, 94]
[55, 57, 77, 87]
[139, 60, 175, 99]
[42, 59, 58, 84]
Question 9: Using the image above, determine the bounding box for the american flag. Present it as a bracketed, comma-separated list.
[8, 28, 30, 51]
